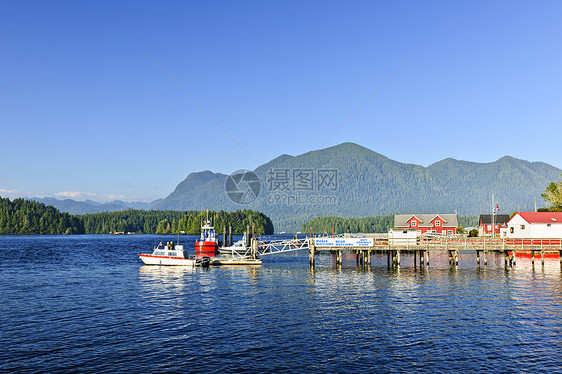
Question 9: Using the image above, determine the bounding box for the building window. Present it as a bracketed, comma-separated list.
[547, 223, 551, 227]
[510, 227, 514, 233]
[520, 225, 525, 230]
[411, 221, 417, 227]
[447, 230, 453, 235]
[435, 221, 441, 227]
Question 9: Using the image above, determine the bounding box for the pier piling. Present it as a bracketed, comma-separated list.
[309, 240, 315, 266]
[387, 250, 390, 267]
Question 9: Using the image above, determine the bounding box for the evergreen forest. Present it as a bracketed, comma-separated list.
[0, 197, 274, 235]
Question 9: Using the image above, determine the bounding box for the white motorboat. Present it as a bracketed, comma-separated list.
[218, 233, 251, 257]
[139, 241, 210, 266]
[218, 240, 250, 257]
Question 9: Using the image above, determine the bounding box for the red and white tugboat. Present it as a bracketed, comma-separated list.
[195, 215, 219, 258]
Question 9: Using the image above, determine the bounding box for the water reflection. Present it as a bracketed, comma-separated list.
[137, 265, 200, 302]
[5, 235, 562, 372]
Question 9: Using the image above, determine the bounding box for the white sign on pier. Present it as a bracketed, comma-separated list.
[314, 238, 374, 247]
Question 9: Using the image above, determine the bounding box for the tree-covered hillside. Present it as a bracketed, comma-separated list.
[79, 209, 274, 235]
[0, 197, 84, 234]
[302, 216, 394, 234]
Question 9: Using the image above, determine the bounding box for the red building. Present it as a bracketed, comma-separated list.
[394, 214, 458, 235]
[479, 214, 509, 236]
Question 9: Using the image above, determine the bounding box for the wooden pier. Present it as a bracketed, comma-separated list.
[309, 237, 562, 268]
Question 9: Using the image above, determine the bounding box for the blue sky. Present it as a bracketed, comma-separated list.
[1, 0, 561, 202]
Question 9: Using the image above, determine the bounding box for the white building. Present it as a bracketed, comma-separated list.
[505, 212, 562, 238]
[388, 228, 419, 245]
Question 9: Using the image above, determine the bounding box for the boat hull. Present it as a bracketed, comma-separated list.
[139, 254, 197, 266]
[195, 241, 218, 257]
[211, 257, 262, 266]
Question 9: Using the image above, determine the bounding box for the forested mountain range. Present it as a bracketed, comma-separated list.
[19, 143, 560, 233]
[156, 142, 561, 232]
[33, 197, 162, 215]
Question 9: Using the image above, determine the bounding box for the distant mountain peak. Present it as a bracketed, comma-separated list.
[32, 197, 162, 215]
[319, 141, 382, 154]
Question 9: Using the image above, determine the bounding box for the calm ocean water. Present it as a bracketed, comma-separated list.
[1, 234, 562, 373]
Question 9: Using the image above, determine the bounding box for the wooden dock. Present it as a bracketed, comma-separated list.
[309, 237, 562, 268]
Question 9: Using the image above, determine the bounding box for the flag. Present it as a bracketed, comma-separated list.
[496, 203, 499, 212]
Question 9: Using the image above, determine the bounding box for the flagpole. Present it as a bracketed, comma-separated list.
[492, 194, 495, 238]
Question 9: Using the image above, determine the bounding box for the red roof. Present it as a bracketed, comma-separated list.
[514, 212, 562, 224]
